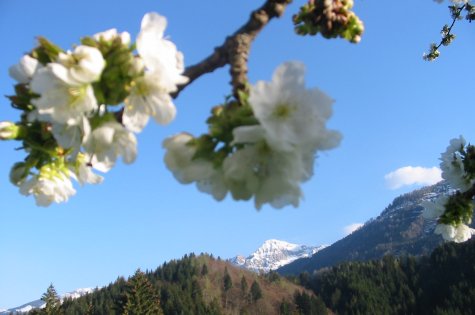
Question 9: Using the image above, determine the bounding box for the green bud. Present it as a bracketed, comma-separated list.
[81, 36, 98, 47]
[31, 37, 63, 65]
[10, 162, 29, 186]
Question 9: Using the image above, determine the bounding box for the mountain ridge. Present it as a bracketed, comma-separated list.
[278, 181, 474, 275]
[229, 239, 326, 273]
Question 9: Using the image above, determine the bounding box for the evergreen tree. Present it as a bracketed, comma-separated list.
[240, 275, 248, 296]
[294, 291, 327, 315]
[223, 267, 233, 292]
[41, 284, 61, 315]
[250, 280, 263, 303]
[279, 300, 292, 315]
[223, 267, 233, 308]
[122, 269, 163, 315]
[201, 263, 208, 276]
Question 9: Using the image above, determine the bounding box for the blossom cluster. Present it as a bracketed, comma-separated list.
[163, 62, 341, 209]
[422, 136, 475, 242]
[293, 0, 364, 43]
[425, 0, 474, 61]
[434, 0, 471, 4]
[1, 12, 187, 206]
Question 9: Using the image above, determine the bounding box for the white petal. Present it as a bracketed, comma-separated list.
[272, 62, 306, 91]
[150, 96, 176, 125]
[9, 55, 40, 83]
[232, 125, 266, 145]
[123, 107, 150, 133]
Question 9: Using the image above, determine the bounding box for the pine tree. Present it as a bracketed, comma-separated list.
[223, 267, 233, 308]
[41, 283, 62, 315]
[223, 267, 233, 292]
[201, 263, 208, 276]
[240, 275, 248, 296]
[250, 280, 263, 303]
[122, 269, 163, 315]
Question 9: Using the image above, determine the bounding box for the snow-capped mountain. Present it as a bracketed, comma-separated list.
[230, 239, 326, 273]
[278, 181, 475, 275]
[1, 288, 94, 314]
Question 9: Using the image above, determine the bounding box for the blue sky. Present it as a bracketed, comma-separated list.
[1, 0, 474, 308]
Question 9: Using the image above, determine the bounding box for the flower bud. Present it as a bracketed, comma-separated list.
[10, 162, 28, 186]
[0, 121, 24, 140]
[93, 29, 131, 46]
[129, 57, 145, 77]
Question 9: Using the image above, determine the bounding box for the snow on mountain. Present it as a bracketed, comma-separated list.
[230, 239, 326, 273]
[1, 288, 94, 314]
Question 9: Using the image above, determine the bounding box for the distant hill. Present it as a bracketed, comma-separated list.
[229, 239, 326, 273]
[306, 238, 475, 314]
[29, 254, 328, 315]
[278, 181, 473, 275]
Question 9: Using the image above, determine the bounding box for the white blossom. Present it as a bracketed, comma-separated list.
[129, 57, 145, 77]
[123, 73, 176, 132]
[55, 45, 105, 85]
[9, 55, 40, 83]
[69, 154, 103, 186]
[231, 125, 266, 145]
[434, 0, 469, 3]
[93, 28, 131, 45]
[248, 62, 341, 152]
[123, 12, 189, 132]
[163, 133, 227, 201]
[422, 195, 448, 219]
[434, 223, 455, 241]
[435, 223, 475, 243]
[232, 124, 315, 183]
[136, 12, 188, 90]
[163, 133, 215, 184]
[19, 166, 76, 207]
[453, 224, 475, 242]
[223, 141, 305, 209]
[440, 136, 474, 191]
[196, 171, 228, 201]
[51, 116, 91, 153]
[30, 66, 98, 125]
[83, 121, 137, 172]
[229, 121, 316, 209]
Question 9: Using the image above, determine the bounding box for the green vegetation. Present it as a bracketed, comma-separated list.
[32, 253, 326, 315]
[30, 284, 62, 315]
[26, 235, 475, 315]
[122, 269, 163, 315]
[302, 239, 475, 315]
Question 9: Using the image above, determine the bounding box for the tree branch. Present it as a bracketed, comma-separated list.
[172, 0, 293, 99]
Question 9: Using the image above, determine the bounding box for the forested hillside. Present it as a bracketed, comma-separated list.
[279, 182, 471, 275]
[299, 239, 475, 315]
[28, 254, 327, 315]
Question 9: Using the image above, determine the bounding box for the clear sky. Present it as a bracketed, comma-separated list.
[1, 0, 474, 309]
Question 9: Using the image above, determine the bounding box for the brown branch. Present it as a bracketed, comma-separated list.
[172, 0, 293, 99]
[228, 34, 251, 100]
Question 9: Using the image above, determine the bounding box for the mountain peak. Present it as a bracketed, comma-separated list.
[230, 239, 326, 273]
[278, 181, 475, 275]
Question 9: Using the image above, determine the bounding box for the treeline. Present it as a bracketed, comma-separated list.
[27, 253, 327, 315]
[297, 239, 475, 315]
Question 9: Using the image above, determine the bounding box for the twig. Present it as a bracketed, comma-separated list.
[172, 0, 292, 99]
[434, 4, 466, 51]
